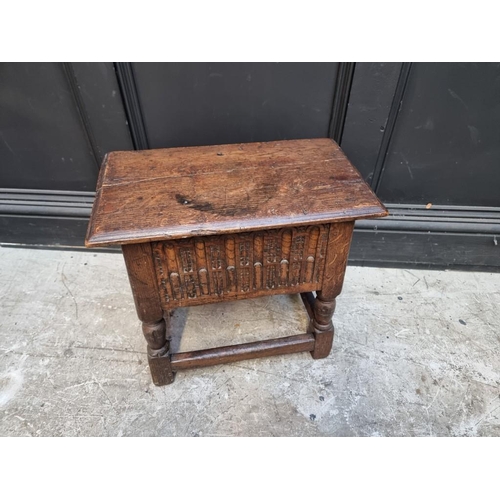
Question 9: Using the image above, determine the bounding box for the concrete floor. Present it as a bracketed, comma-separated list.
[0, 247, 499, 437]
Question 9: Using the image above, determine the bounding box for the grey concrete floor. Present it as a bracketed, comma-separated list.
[0, 246, 499, 436]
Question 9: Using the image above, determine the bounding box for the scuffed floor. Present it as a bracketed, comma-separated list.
[0, 247, 499, 436]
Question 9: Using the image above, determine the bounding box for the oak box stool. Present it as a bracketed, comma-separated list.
[85, 139, 387, 385]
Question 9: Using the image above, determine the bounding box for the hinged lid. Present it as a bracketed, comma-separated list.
[85, 138, 387, 247]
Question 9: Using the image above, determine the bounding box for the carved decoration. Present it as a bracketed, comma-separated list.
[152, 225, 329, 308]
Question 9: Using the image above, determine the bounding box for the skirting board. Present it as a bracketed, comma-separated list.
[1, 196, 499, 270]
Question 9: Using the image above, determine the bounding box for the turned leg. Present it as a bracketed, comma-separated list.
[309, 292, 336, 359]
[310, 221, 354, 360]
[143, 315, 174, 386]
[122, 243, 174, 386]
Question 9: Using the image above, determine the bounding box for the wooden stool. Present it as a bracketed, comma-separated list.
[86, 139, 387, 385]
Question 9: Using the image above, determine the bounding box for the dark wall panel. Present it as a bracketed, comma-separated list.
[350, 229, 500, 271]
[0, 63, 99, 191]
[377, 63, 500, 206]
[131, 63, 339, 148]
[71, 62, 133, 159]
[1, 62, 498, 270]
[341, 62, 402, 183]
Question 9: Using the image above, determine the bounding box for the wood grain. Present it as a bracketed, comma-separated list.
[122, 243, 163, 322]
[307, 221, 354, 359]
[148, 345, 175, 385]
[171, 334, 315, 371]
[309, 294, 336, 359]
[320, 221, 354, 298]
[85, 139, 387, 247]
[151, 225, 328, 308]
[122, 243, 174, 385]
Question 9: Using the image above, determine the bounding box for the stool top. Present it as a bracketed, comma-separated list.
[85, 138, 387, 247]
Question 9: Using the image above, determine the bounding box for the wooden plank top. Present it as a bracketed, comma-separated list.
[85, 138, 387, 247]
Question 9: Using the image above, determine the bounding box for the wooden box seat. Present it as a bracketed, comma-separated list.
[86, 138, 387, 385]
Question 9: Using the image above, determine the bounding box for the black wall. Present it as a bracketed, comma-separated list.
[1, 62, 499, 270]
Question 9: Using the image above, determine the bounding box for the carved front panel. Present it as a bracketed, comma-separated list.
[152, 225, 329, 308]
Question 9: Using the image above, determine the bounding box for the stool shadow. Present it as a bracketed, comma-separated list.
[168, 308, 189, 353]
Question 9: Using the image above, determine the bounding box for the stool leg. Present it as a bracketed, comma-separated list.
[310, 221, 354, 360]
[122, 243, 174, 386]
[309, 292, 336, 359]
[143, 316, 174, 386]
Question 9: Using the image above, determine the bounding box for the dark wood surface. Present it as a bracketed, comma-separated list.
[171, 334, 315, 371]
[122, 243, 163, 322]
[152, 224, 329, 308]
[320, 221, 354, 298]
[86, 139, 387, 247]
[122, 243, 174, 384]
[87, 140, 388, 385]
